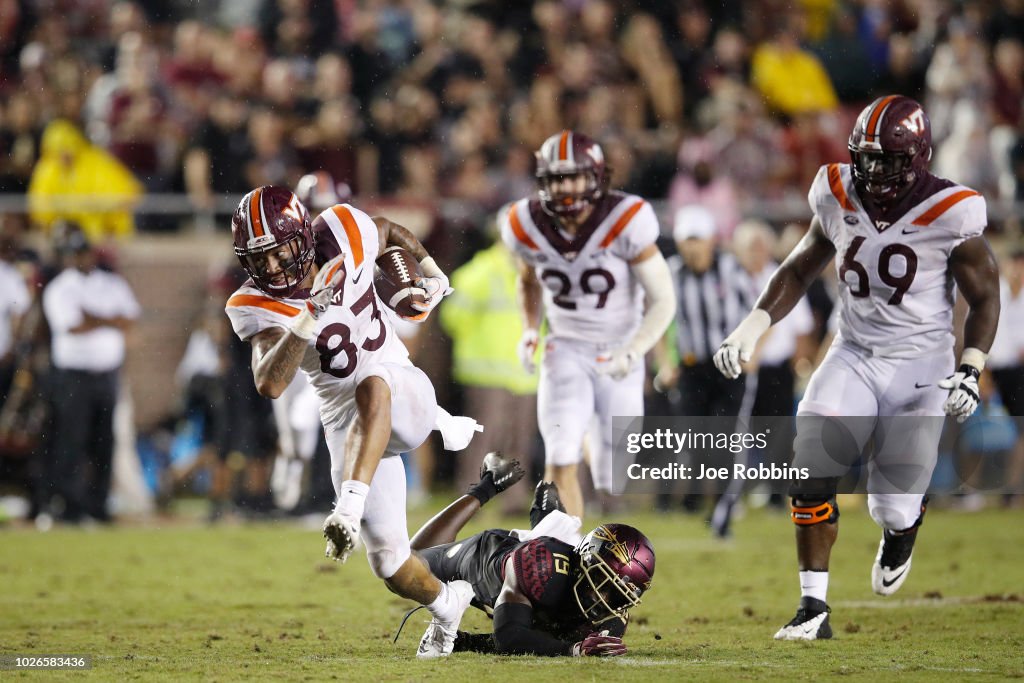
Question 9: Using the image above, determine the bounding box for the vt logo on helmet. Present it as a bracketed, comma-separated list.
[535, 130, 610, 220]
[848, 95, 932, 204]
[573, 524, 655, 625]
[231, 186, 316, 298]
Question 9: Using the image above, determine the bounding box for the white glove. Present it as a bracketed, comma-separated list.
[518, 328, 539, 373]
[323, 509, 362, 563]
[323, 480, 368, 563]
[293, 255, 348, 339]
[938, 365, 981, 423]
[713, 309, 771, 379]
[410, 257, 453, 318]
[307, 255, 347, 318]
[597, 348, 639, 381]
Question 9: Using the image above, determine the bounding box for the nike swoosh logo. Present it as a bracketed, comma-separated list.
[352, 269, 363, 284]
[881, 569, 906, 587]
[914, 382, 931, 388]
[902, 229, 920, 235]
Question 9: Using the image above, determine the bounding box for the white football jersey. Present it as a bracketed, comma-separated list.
[501, 192, 660, 344]
[225, 203, 410, 429]
[809, 163, 986, 357]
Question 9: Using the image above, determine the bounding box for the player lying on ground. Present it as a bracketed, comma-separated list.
[406, 452, 655, 656]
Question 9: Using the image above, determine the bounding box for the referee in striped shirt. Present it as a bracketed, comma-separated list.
[660, 206, 755, 416]
[656, 206, 756, 514]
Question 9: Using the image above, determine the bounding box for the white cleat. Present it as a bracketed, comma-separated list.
[322, 510, 361, 563]
[871, 533, 914, 596]
[773, 597, 832, 641]
[416, 580, 475, 659]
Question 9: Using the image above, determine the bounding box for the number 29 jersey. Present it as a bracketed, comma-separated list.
[810, 163, 987, 358]
[225, 203, 410, 429]
[501, 192, 660, 344]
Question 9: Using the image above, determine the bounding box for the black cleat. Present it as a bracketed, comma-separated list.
[480, 451, 525, 493]
[530, 480, 566, 528]
[774, 596, 832, 641]
[872, 499, 927, 595]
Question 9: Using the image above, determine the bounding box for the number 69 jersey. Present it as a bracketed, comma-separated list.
[501, 192, 660, 344]
[225, 203, 410, 429]
[810, 163, 986, 358]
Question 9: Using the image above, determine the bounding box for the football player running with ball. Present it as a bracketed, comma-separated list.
[225, 186, 482, 658]
[503, 131, 676, 517]
[406, 452, 654, 657]
[712, 96, 1000, 640]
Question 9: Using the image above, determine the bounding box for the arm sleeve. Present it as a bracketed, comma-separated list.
[42, 278, 83, 334]
[626, 250, 676, 356]
[492, 603, 574, 656]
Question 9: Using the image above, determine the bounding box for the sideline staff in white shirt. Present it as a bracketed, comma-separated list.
[42, 227, 139, 522]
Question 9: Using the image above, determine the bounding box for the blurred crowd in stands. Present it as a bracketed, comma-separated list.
[1, 0, 1024, 524]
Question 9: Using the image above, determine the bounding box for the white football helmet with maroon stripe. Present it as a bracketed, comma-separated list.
[535, 130, 609, 220]
[231, 185, 315, 298]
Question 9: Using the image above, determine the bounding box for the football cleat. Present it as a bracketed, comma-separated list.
[530, 480, 566, 529]
[872, 529, 918, 595]
[416, 580, 475, 659]
[774, 597, 832, 641]
[480, 451, 526, 494]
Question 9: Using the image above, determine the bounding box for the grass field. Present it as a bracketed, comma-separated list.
[2, 498, 1023, 681]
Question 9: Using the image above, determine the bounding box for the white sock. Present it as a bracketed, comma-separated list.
[425, 582, 458, 623]
[800, 570, 829, 603]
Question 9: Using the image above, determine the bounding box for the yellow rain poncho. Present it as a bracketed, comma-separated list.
[27, 120, 144, 241]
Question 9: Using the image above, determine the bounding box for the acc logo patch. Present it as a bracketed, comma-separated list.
[844, 215, 859, 225]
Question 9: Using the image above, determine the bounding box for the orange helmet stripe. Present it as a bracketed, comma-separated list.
[331, 205, 364, 267]
[248, 187, 265, 238]
[558, 130, 570, 161]
[864, 95, 898, 142]
[911, 189, 979, 226]
[827, 164, 855, 211]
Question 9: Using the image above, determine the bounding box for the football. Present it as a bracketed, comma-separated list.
[374, 246, 426, 318]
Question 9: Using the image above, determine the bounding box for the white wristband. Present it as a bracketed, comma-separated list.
[290, 305, 317, 340]
[960, 347, 988, 372]
[336, 480, 370, 519]
[419, 256, 443, 279]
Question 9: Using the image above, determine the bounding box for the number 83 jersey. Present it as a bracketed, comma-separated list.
[225, 203, 410, 429]
[501, 192, 660, 344]
[810, 163, 987, 358]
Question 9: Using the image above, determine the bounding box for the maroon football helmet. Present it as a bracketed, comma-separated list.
[535, 130, 610, 220]
[231, 186, 315, 298]
[573, 524, 655, 625]
[848, 95, 932, 204]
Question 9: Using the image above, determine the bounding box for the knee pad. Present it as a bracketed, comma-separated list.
[790, 496, 839, 526]
[367, 545, 410, 580]
[868, 496, 927, 532]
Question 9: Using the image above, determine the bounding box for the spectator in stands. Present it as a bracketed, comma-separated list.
[41, 224, 139, 523]
[27, 119, 143, 242]
[750, 15, 839, 117]
[183, 93, 251, 212]
[668, 138, 741, 243]
[0, 92, 42, 193]
[925, 16, 991, 141]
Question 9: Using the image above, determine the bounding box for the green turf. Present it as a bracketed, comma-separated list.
[2, 500, 1022, 681]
